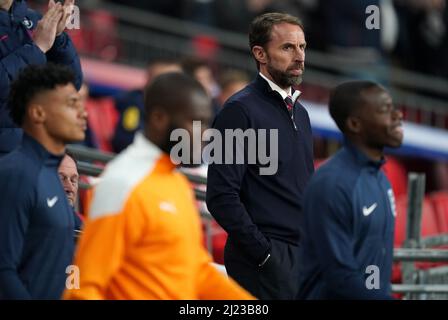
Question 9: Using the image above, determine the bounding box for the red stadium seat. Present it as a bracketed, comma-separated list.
[383, 156, 408, 198]
[202, 220, 227, 264]
[85, 97, 119, 152]
[393, 195, 442, 282]
[428, 191, 448, 233]
[394, 195, 439, 248]
[71, 10, 121, 61]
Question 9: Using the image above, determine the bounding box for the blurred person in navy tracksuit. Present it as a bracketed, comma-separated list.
[297, 81, 403, 299]
[0, 64, 87, 299]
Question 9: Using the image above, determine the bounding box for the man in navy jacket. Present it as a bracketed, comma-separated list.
[0, 63, 87, 299]
[206, 13, 314, 299]
[297, 81, 403, 299]
[0, 0, 82, 156]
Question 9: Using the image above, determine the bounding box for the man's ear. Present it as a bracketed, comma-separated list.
[27, 103, 46, 124]
[252, 46, 268, 66]
[346, 116, 362, 134]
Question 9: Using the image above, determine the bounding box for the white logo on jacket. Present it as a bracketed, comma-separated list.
[387, 189, 397, 217]
[47, 196, 58, 208]
[362, 203, 378, 216]
[159, 201, 177, 214]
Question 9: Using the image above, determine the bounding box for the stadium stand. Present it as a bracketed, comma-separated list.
[22, 0, 448, 299]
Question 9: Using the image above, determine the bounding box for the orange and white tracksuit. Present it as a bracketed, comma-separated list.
[63, 133, 254, 300]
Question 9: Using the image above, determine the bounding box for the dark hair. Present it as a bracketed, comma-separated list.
[144, 72, 207, 121]
[249, 12, 304, 69]
[329, 80, 382, 133]
[8, 63, 76, 126]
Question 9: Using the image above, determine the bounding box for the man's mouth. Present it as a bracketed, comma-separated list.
[288, 66, 304, 76]
[80, 123, 87, 131]
[391, 124, 403, 136]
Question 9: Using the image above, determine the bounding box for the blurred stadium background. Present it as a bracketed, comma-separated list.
[27, 0, 448, 299]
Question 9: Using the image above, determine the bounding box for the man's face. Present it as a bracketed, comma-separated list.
[161, 91, 212, 165]
[58, 155, 79, 207]
[357, 87, 404, 149]
[79, 83, 89, 105]
[0, 0, 13, 9]
[42, 83, 87, 144]
[258, 23, 306, 89]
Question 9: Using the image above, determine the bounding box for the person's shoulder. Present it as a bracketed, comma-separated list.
[24, 4, 42, 25]
[0, 148, 39, 175]
[308, 149, 358, 193]
[0, 149, 38, 196]
[224, 80, 258, 103]
[89, 143, 162, 219]
[219, 82, 261, 115]
[114, 89, 144, 107]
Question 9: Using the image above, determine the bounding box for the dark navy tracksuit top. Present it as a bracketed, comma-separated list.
[297, 141, 396, 299]
[111, 89, 144, 153]
[0, 134, 75, 299]
[0, 0, 83, 155]
[206, 75, 314, 263]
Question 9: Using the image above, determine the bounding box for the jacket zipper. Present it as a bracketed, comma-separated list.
[291, 113, 298, 131]
[284, 105, 298, 131]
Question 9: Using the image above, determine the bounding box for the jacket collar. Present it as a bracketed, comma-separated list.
[21, 133, 64, 168]
[258, 72, 301, 104]
[344, 138, 385, 170]
[131, 132, 176, 172]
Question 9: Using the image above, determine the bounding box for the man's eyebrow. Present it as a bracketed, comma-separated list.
[67, 95, 80, 103]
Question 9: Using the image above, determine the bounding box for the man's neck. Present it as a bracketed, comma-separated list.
[259, 71, 290, 91]
[0, 0, 13, 11]
[23, 127, 66, 155]
[349, 138, 383, 162]
[259, 72, 291, 98]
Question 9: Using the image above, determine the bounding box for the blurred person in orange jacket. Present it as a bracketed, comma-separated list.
[64, 72, 254, 300]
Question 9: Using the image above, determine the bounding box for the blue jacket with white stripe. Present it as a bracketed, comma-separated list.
[297, 141, 396, 299]
[0, 134, 75, 299]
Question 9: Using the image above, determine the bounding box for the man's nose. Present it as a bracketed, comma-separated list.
[78, 102, 88, 119]
[393, 108, 403, 120]
[64, 182, 75, 192]
[295, 47, 305, 62]
[62, 177, 76, 191]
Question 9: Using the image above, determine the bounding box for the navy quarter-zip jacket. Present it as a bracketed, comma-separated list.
[206, 75, 314, 263]
[297, 141, 396, 299]
[0, 134, 75, 299]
